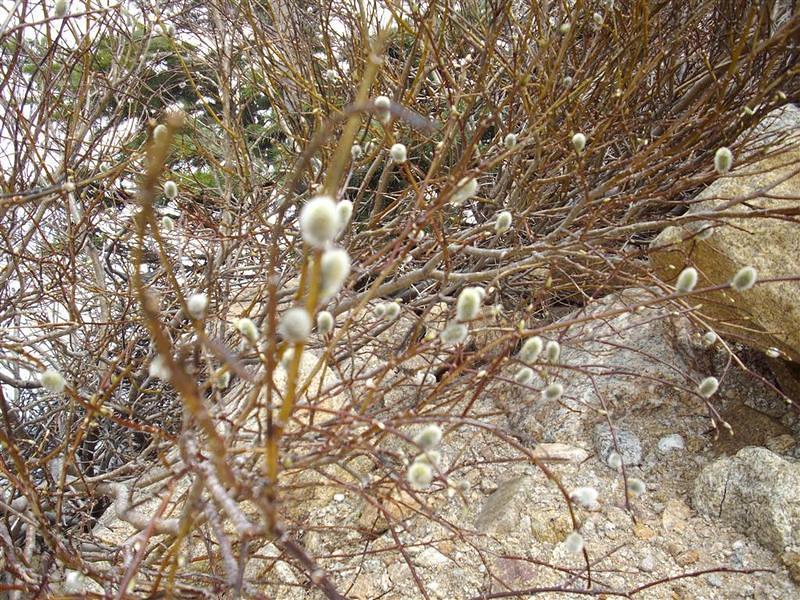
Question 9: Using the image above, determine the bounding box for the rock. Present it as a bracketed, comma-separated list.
[692, 447, 800, 553]
[638, 554, 656, 572]
[415, 547, 450, 568]
[492, 288, 708, 445]
[657, 434, 686, 453]
[651, 105, 800, 362]
[492, 287, 789, 449]
[675, 549, 700, 566]
[529, 509, 572, 544]
[358, 486, 419, 533]
[782, 550, 800, 584]
[661, 498, 691, 533]
[474, 476, 528, 534]
[767, 434, 797, 455]
[633, 523, 656, 541]
[594, 423, 642, 467]
[531, 442, 589, 463]
[711, 402, 790, 457]
[479, 478, 498, 494]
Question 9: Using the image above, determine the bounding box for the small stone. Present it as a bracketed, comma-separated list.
[529, 509, 572, 544]
[594, 423, 642, 467]
[693, 447, 800, 553]
[333, 493, 345, 502]
[766, 434, 796, 455]
[781, 550, 800, 584]
[633, 523, 656, 540]
[661, 499, 691, 533]
[639, 554, 656, 572]
[675, 549, 700, 566]
[706, 574, 723, 588]
[657, 434, 686, 453]
[475, 477, 527, 534]
[479, 478, 498, 494]
[415, 547, 449, 568]
[531, 443, 589, 463]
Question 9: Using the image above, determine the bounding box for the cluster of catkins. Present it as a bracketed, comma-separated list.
[515, 335, 565, 401]
[271, 195, 354, 345]
[406, 424, 444, 488]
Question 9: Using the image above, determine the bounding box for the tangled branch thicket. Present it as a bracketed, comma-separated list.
[0, 0, 798, 597]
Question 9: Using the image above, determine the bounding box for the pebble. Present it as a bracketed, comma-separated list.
[333, 493, 345, 502]
[639, 554, 656, 572]
[415, 547, 450, 568]
[657, 434, 686, 453]
[531, 443, 589, 463]
[480, 478, 498, 493]
[594, 423, 642, 467]
[676, 549, 700, 566]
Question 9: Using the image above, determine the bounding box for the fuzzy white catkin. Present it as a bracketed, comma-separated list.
[374, 304, 386, 318]
[237, 318, 258, 342]
[514, 367, 534, 385]
[164, 180, 178, 199]
[390, 143, 407, 164]
[299, 195, 339, 248]
[542, 382, 564, 400]
[153, 124, 168, 142]
[148, 355, 171, 380]
[593, 12, 604, 25]
[320, 248, 351, 299]
[544, 340, 561, 363]
[160, 215, 175, 232]
[702, 331, 718, 346]
[413, 424, 443, 449]
[698, 376, 719, 398]
[55, 0, 68, 18]
[607, 451, 622, 470]
[187, 293, 208, 319]
[765, 347, 781, 358]
[317, 310, 334, 335]
[570, 486, 599, 508]
[279, 307, 312, 342]
[39, 369, 66, 393]
[519, 336, 544, 364]
[564, 532, 584, 554]
[415, 450, 441, 466]
[440, 321, 469, 346]
[374, 95, 391, 111]
[627, 478, 646, 496]
[731, 266, 757, 292]
[456, 287, 482, 322]
[571, 132, 586, 153]
[494, 211, 512, 233]
[676, 266, 698, 293]
[503, 133, 518, 149]
[336, 200, 353, 235]
[451, 177, 478, 206]
[407, 461, 434, 487]
[714, 147, 733, 174]
[351, 144, 363, 160]
[384, 301, 401, 321]
[215, 370, 230, 389]
[280, 347, 295, 369]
